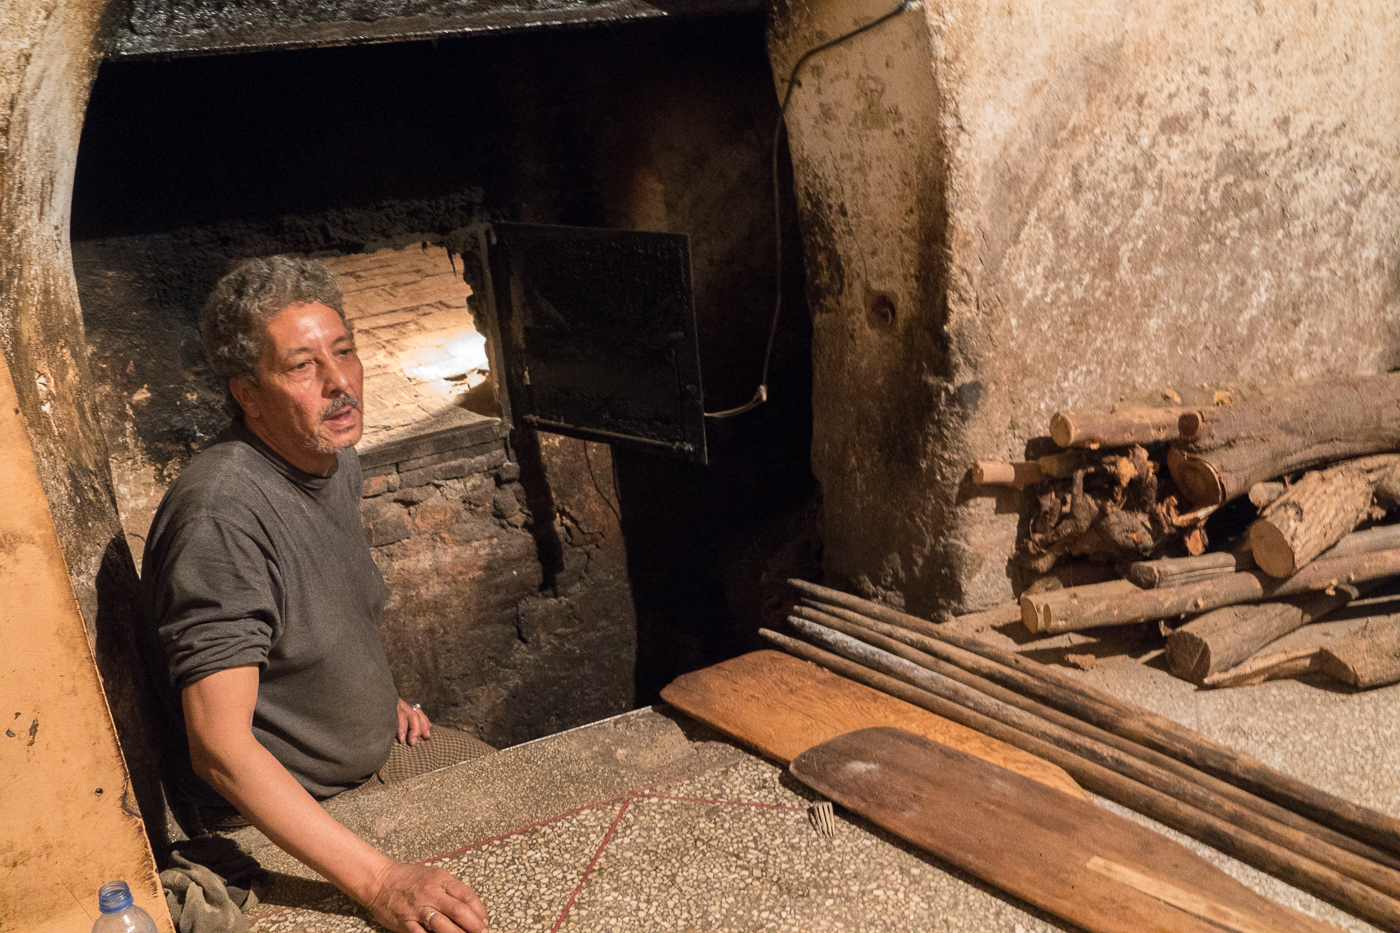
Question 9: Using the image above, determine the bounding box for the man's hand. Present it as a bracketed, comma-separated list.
[397, 698, 432, 746]
[183, 670, 486, 931]
[365, 862, 488, 933]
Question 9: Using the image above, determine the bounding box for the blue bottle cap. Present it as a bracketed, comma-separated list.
[98, 881, 134, 913]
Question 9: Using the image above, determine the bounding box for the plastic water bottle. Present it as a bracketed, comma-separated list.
[91, 881, 158, 933]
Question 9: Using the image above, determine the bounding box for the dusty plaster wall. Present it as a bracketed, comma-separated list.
[771, 0, 1400, 616]
[0, 0, 171, 858]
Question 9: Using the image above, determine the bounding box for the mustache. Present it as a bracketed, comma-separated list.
[319, 394, 361, 422]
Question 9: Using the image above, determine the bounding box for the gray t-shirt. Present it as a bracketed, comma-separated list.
[140, 420, 399, 806]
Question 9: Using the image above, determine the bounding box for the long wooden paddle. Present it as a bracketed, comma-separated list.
[661, 649, 1084, 799]
[791, 727, 1341, 933]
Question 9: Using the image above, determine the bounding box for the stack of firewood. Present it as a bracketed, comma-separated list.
[973, 372, 1400, 690]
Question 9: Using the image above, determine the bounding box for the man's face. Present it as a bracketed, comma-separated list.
[231, 301, 364, 475]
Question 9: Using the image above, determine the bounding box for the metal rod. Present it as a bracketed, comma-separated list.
[520, 416, 693, 453]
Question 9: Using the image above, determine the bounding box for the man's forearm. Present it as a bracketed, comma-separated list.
[192, 728, 392, 903]
[183, 666, 488, 933]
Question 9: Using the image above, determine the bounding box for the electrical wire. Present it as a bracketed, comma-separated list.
[705, 0, 914, 419]
[584, 440, 623, 527]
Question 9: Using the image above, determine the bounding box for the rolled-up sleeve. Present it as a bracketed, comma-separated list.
[152, 514, 281, 691]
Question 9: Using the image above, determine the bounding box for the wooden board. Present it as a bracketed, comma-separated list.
[660, 649, 1084, 799]
[791, 727, 1341, 933]
[0, 346, 171, 929]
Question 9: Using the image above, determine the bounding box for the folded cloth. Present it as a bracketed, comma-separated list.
[161, 836, 270, 933]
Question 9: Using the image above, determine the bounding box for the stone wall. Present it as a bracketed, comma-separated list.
[361, 433, 635, 747]
[771, 0, 1400, 616]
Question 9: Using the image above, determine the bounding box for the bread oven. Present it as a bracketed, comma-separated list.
[70, 4, 816, 750]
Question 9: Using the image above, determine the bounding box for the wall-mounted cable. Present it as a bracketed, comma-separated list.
[704, 0, 915, 419]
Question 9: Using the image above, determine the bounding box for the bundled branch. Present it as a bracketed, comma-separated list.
[768, 580, 1400, 929]
[1050, 406, 1189, 448]
[1128, 524, 1400, 590]
[967, 375, 1400, 689]
[1126, 549, 1254, 588]
[974, 404, 1222, 576]
[1012, 445, 1214, 573]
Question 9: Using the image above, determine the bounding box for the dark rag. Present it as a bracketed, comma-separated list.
[161, 836, 269, 933]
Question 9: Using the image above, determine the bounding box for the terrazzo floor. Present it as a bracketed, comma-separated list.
[234, 656, 1398, 933]
[236, 709, 1078, 933]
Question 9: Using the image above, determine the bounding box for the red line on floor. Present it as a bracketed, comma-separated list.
[424, 799, 619, 864]
[548, 799, 631, 933]
[421, 758, 740, 865]
[251, 758, 793, 924]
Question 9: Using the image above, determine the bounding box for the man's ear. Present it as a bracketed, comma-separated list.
[230, 378, 260, 420]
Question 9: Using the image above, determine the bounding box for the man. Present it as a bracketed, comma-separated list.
[140, 256, 488, 933]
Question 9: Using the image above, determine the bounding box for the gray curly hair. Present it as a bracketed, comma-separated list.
[201, 255, 349, 413]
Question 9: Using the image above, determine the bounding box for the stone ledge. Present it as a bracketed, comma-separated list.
[359, 418, 507, 474]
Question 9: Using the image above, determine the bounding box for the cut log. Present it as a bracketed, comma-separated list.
[1050, 407, 1189, 449]
[1178, 373, 1400, 447]
[1022, 547, 1400, 634]
[1170, 373, 1400, 506]
[1021, 579, 1142, 633]
[971, 460, 1044, 487]
[1128, 523, 1400, 590]
[1165, 587, 1360, 684]
[1127, 550, 1254, 589]
[1319, 616, 1400, 688]
[1374, 462, 1400, 511]
[1329, 522, 1400, 558]
[1249, 482, 1287, 508]
[1205, 648, 1324, 688]
[947, 600, 1023, 631]
[1249, 458, 1400, 577]
[1037, 450, 1087, 478]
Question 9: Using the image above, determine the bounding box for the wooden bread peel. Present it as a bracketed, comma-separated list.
[790, 727, 1343, 933]
[660, 649, 1085, 799]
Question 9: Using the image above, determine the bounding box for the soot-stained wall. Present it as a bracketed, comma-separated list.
[771, 0, 1400, 617]
[73, 13, 816, 743]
